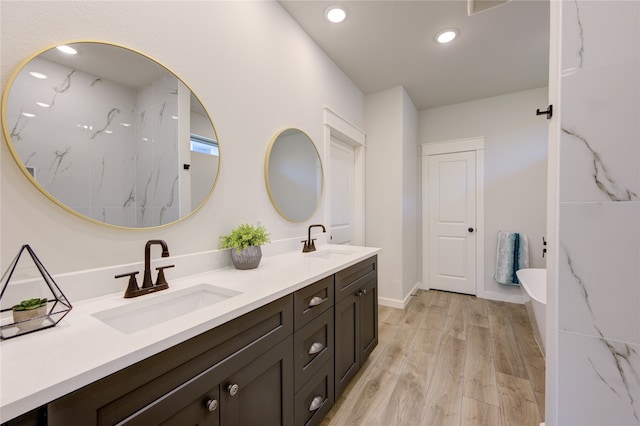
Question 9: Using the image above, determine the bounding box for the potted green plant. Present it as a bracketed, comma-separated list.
[219, 224, 270, 270]
[12, 297, 48, 331]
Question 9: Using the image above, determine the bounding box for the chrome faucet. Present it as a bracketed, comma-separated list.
[302, 224, 326, 253]
[115, 239, 174, 298]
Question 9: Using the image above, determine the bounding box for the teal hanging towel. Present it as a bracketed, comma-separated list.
[495, 231, 529, 285]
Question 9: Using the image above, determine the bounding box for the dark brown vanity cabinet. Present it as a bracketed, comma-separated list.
[10, 254, 378, 426]
[334, 255, 378, 398]
[121, 336, 294, 426]
[47, 295, 294, 426]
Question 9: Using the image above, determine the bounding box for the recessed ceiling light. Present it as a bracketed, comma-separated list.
[29, 71, 48, 79]
[435, 29, 458, 44]
[21, 112, 36, 118]
[36, 102, 51, 108]
[326, 6, 346, 23]
[56, 45, 78, 55]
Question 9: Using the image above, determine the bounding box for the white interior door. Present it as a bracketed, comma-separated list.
[330, 136, 355, 244]
[428, 151, 477, 295]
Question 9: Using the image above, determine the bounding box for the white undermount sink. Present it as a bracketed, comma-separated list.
[92, 284, 241, 334]
[306, 248, 356, 259]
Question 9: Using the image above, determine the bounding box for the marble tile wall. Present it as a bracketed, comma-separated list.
[558, 1, 640, 424]
[6, 58, 180, 228]
[133, 74, 180, 227]
[8, 57, 136, 225]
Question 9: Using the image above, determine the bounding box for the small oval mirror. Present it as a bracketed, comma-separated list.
[1, 41, 220, 229]
[265, 129, 323, 222]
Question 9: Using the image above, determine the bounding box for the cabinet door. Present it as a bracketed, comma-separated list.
[334, 293, 359, 398]
[161, 387, 220, 426]
[358, 272, 378, 363]
[221, 336, 294, 426]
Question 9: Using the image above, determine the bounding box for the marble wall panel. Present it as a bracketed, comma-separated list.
[562, 0, 639, 73]
[560, 59, 639, 203]
[558, 331, 639, 425]
[559, 202, 640, 345]
[558, 1, 640, 424]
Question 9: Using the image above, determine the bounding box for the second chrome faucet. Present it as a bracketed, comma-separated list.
[115, 239, 174, 298]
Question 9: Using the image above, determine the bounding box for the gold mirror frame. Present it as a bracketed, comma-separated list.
[1, 40, 220, 230]
[264, 128, 323, 222]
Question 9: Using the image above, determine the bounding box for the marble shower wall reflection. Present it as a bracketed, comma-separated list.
[558, 1, 640, 424]
[7, 57, 179, 227]
[133, 74, 180, 227]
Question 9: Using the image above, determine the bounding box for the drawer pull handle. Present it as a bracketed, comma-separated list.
[309, 395, 325, 412]
[227, 383, 239, 396]
[308, 341, 325, 355]
[206, 399, 218, 412]
[308, 296, 326, 308]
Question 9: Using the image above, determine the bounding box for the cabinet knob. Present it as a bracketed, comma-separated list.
[308, 296, 327, 308]
[309, 395, 325, 412]
[227, 383, 239, 396]
[206, 399, 218, 412]
[308, 341, 325, 355]
[357, 288, 367, 297]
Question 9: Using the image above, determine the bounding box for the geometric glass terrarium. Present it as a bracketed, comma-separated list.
[0, 245, 72, 339]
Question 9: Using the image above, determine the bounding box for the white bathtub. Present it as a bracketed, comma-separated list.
[516, 268, 546, 356]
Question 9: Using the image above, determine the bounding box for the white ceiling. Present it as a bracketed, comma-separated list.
[279, 0, 550, 110]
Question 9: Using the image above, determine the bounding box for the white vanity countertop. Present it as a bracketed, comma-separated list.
[0, 245, 380, 422]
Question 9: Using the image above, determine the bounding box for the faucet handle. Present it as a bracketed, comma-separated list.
[155, 264, 175, 289]
[302, 239, 318, 253]
[115, 271, 140, 298]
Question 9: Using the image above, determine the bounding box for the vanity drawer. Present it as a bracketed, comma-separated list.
[294, 358, 334, 426]
[294, 275, 334, 330]
[335, 255, 377, 302]
[294, 308, 334, 391]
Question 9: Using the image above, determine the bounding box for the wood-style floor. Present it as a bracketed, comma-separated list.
[321, 290, 545, 426]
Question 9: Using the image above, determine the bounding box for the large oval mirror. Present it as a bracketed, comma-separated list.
[265, 128, 323, 222]
[1, 41, 220, 229]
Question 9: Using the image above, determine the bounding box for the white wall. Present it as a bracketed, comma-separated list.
[0, 1, 364, 275]
[365, 86, 419, 307]
[552, 1, 640, 424]
[419, 87, 548, 302]
[402, 90, 419, 299]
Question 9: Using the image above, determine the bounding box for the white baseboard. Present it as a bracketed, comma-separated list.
[378, 282, 421, 309]
[378, 297, 404, 309]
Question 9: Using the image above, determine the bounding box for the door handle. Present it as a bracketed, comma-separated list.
[468, 227, 474, 233]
